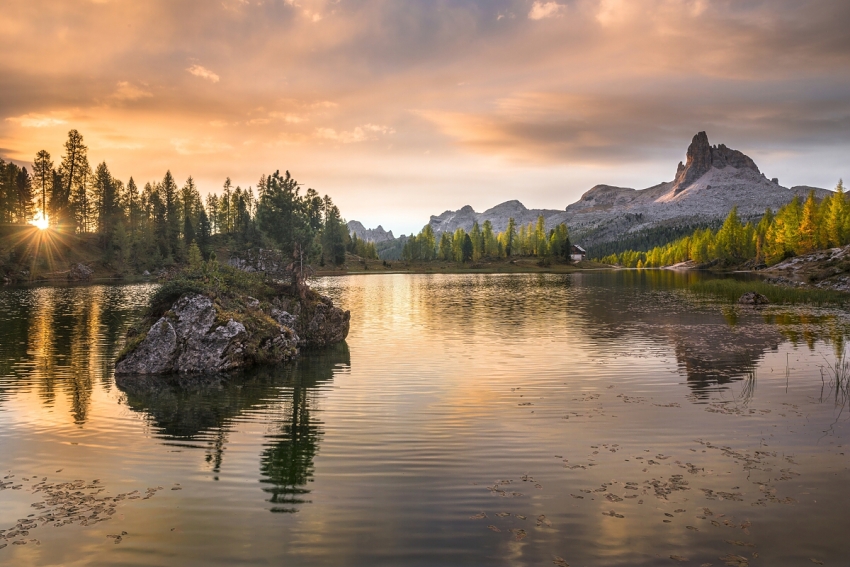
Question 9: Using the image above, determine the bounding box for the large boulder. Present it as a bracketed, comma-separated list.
[300, 296, 351, 348]
[116, 294, 299, 375]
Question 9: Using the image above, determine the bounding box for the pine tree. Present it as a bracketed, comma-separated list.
[93, 162, 120, 245]
[32, 150, 53, 220]
[58, 130, 89, 232]
[161, 171, 179, 258]
[504, 218, 516, 257]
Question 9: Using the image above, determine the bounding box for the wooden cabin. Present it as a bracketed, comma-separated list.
[570, 245, 586, 262]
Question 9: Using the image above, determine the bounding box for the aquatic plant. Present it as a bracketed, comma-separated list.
[820, 348, 850, 402]
[688, 279, 848, 306]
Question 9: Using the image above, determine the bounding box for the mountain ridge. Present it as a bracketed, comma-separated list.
[351, 132, 831, 253]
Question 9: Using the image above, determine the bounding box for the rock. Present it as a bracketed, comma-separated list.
[142, 270, 151, 277]
[270, 308, 297, 329]
[228, 249, 288, 275]
[117, 317, 179, 374]
[671, 132, 760, 195]
[300, 296, 351, 348]
[68, 263, 93, 281]
[116, 294, 299, 375]
[737, 291, 770, 306]
[347, 221, 396, 243]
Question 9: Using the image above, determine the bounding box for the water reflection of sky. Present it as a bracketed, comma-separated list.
[0, 274, 848, 566]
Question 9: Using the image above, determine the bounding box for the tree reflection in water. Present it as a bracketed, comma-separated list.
[116, 342, 350, 512]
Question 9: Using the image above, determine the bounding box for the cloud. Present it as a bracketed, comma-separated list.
[528, 1, 565, 20]
[5, 113, 67, 128]
[187, 64, 220, 83]
[171, 137, 232, 155]
[269, 112, 308, 123]
[315, 124, 395, 144]
[111, 81, 153, 101]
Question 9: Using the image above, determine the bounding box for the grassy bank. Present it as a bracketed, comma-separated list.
[314, 254, 609, 276]
[689, 278, 849, 306]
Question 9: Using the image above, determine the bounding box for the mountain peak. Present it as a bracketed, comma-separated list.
[671, 132, 760, 194]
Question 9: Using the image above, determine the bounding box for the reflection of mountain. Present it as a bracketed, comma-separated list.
[361, 270, 849, 399]
[116, 342, 350, 512]
[568, 271, 848, 395]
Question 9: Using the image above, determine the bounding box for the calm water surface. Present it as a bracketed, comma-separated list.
[1, 272, 849, 566]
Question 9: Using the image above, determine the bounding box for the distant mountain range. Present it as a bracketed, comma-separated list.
[349, 132, 830, 257]
[346, 221, 395, 243]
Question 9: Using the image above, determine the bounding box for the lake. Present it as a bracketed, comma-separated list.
[1, 271, 849, 566]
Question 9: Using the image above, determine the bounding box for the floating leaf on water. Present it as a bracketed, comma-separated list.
[516, 515, 526, 520]
[552, 556, 569, 567]
[686, 526, 699, 531]
[719, 553, 749, 567]
[674, 509, 686, 513]
[487, 525, 501, 532]
[511, 528, 527, 540]
[536, 515, 552, 527]
[670, 555, 689, 562]
[810, 560, 823, 565]
[496, 512, 510, 518]
[469, 512, 487, 520]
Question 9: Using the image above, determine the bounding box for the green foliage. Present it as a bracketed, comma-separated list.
[402, 217, 571, 263]
[3, 129, 369, 280]
[0, 158, 34, 224]
[147, 278, 207, 318]
[585, 221, 721, 259]
[600, 186, 848, 269]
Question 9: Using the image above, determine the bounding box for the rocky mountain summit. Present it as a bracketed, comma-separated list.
[364, 132, 830, 255]
[347, 221, 395, 242]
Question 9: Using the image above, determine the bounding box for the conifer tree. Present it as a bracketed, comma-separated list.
[32, 150, 52, 219]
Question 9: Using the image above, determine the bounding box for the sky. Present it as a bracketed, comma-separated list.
[1, 0, 849, 235]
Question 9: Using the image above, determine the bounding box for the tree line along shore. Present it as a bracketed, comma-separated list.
[2, 129, 848, 294]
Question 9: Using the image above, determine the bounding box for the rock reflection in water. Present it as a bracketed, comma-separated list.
[116, 343, 350, 512]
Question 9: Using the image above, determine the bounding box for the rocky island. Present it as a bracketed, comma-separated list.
[115, 258, 350, 375]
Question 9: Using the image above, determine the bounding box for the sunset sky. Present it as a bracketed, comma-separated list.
[2, 0, 848, 234]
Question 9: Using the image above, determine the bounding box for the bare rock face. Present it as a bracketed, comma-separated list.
[301, 296, 351, 348]
[672, 132, 761, 194]
[737, 291, 770, 306]
[347, 220, 396, 243]
[116, 294, 299, 375]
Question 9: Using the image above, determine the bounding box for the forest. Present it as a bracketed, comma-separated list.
[0, 129, 376, 276]
[401, 217, 572, 263]
[600, 182, 846, 268]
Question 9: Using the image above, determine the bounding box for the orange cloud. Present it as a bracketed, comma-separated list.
[187, 64, 220, 83]
[0, 0, 847, 234]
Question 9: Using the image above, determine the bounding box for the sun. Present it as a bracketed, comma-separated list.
[31, 211, 49, 230]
